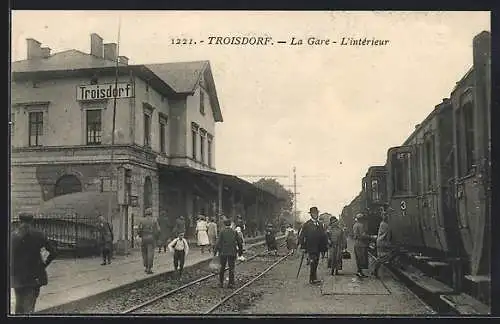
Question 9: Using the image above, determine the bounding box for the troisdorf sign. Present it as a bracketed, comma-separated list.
[76, 82, 135, 101]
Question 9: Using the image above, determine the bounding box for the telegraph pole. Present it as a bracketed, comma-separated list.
[293, 166, 297, 224]
[107, 16, 123, 253]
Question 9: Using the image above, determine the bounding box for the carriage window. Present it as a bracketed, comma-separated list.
[463, 103, 475, 175]
[424, 136, 435, 190]
[392, 152, 411, 195]
[371, 179, 380, 202]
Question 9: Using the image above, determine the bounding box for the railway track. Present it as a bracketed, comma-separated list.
[122, 243, 290, 314]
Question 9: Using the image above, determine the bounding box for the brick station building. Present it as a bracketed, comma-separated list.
[10, 33, 280, 252]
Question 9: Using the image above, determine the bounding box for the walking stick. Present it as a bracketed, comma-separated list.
[296, 250, 306, 279]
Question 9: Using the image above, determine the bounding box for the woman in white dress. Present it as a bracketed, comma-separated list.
[196, 216, 210, 254]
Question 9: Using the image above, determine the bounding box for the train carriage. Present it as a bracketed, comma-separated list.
[450, 31, 491, 277]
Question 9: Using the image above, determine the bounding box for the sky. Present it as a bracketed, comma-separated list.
[11, 11, 490, 221]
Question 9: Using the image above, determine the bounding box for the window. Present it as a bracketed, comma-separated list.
[392, 152, 411, 195]
[192, 123, 199, 160]
[200, 130, 206, 163]
[200, 90, 205, 115]
[144, 113, 151, 147]
[424, 136, 435, 190]
[28, 111, 43, 146]
[207, 135, 213, 167]
[463, 103, 475, 174]
[371, 179, 380, 202]
[86, 109, 102, 145]
[159, 120, 166, 153]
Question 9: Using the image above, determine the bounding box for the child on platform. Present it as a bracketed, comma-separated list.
[168, 232, 190, 279]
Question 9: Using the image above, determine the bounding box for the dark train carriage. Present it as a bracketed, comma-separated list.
[340, 191, 364, 237]
[401, 99, 461, 257]
[361, 166, 388, 235]
[450, 31, 491, 277]
[386, 145, 421, 248]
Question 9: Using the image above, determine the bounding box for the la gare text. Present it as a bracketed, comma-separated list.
[170, 36, 390, 47]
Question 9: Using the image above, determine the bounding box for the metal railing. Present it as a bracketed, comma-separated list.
[11, 213, 102, 256]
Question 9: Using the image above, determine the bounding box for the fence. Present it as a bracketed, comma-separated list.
[11, 213, 102, 257]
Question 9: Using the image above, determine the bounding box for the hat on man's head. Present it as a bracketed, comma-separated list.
[355, 213, 365, 220]
[18, 211, 34, 222]
[309, 207, 319, 214]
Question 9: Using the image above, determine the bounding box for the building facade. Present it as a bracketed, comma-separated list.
[11, 33, 279, 252]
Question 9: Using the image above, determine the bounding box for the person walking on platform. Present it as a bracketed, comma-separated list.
[326, 216, 347, 275]
[371, 209, 400, 278]
[299, 207, 328, 285]
[214, 219, 243, 288]
[285, 224, 298, 254]
[138, 208, 160, 274]
[97, 215, 114, 265]
[11, 212, 57, 314]
[196, 215, 210, 254]
[353, 213, 372, 278]
[207, 217, 218, 253]
[168, 232, 189, 278]
[265, 223, 278, 255]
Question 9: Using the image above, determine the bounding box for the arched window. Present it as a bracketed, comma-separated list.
[144, 176, 153, 213]
[54, 175, 82, 197]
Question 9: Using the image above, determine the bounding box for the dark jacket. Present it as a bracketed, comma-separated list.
[11, 224, 56, 289]
[97, 221, 114, 249]
[138, 217, 160, 244]
[299, 219, 328, 254]
[215, 227, 243, 257]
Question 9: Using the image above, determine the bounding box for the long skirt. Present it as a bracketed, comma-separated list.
[328, 244, 343, 270]
[354, 246, 369, 269]
[197, 230, 210, 246]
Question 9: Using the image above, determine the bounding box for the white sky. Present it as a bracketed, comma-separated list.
[11, 11, 490, 221]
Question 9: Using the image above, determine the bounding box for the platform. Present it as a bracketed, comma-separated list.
[243, 238, 436, 314]
[10, 235, 278, 314]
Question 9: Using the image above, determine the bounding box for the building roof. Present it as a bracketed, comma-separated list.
[12, 49, 127, 73]
[146, 61, 208, 93]
[11, 50, 223, 122]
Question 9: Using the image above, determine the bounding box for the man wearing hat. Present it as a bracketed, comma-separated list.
[137, 208, 160, 274]
[11, 212, 57, 314]
[353, 213, 372, 278]
[214, 219, 243, 288]
[298, 207, 328, 284]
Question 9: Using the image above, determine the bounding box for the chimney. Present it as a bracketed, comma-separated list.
[90, 33, 103, 58]
[103, 43, 117, 62]
[26, 38, 42, 59]
[118, 56, 129, 65]
[415, 124, 420, 129]
[41, 47, 51, 58]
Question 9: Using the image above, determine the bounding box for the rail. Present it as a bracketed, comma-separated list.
[121, 241, 287, 314]
[204, 251, 292, 314]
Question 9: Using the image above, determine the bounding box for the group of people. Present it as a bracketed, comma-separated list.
[296, 206, 399, 284]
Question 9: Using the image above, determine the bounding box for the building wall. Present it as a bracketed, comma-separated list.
[168, 99, 188, 163]
[11, 75, 134, 148]
[185, 76, 216, 171]
[133, 77, 171, 153]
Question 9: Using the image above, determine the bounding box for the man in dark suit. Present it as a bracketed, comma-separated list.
[214, 219, 243, 288]
[299, 206, 328, 284]
[11, 212, 57, 314]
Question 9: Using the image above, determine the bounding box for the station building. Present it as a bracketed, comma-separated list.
[11, 33, 280, 251]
